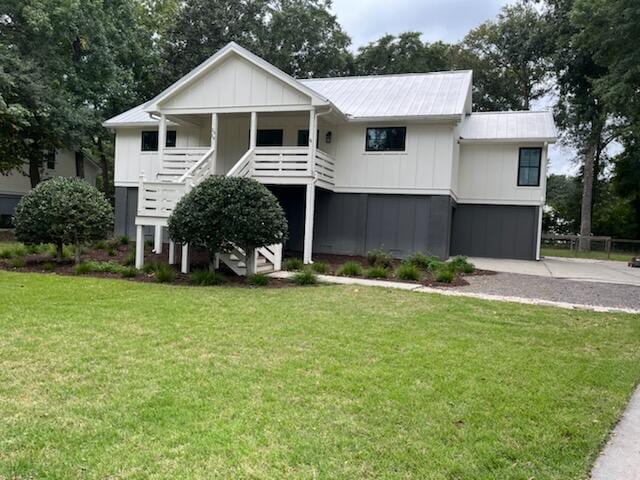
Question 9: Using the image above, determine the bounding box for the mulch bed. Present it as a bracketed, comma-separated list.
[0, 241, 492, 289]
[298, 253, 493, 288]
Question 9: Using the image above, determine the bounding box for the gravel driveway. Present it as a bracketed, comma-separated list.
[459, 272, 640, 311]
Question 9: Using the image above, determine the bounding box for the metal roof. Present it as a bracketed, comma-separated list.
[300, 71, 472, 119]
[459, 111, 557, 143]
[103, 103, 157, 127]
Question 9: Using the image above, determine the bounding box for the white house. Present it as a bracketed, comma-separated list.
[104, 42, 557, 274]
[0, 150, 101, 227]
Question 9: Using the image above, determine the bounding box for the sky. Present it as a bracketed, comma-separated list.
[328, 0, 576, 175]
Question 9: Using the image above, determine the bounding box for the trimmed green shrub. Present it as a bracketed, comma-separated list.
[154, 264, 175, 283]
[311, 262, 329, 274]
[365, 266, 389, 279]
[293, 269, 317, 285]
[42, 261, 56, 272]
[337, 260, 363, 277]
[9, 257, 26, 268]
[74, 262, 92, 274]
[395, 262, 421, 281]
[120, 267, 138, 278]
[447, 255, 475, 274]
[13, 177, 114, 263]
[284, 257, 303, 271]
[168, 176, 288, 272]
[247, 273, 269, 286]
[435, 268, 455, 283]
[367, 249, 393, 268]
[191, 269, 226, 286]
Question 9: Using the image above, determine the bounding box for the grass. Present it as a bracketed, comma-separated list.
[191, 269, 226, 286]
[541, 246, 638, 262]
[0, 272, 640, 479]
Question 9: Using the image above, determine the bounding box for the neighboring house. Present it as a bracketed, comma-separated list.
[0, 150, 101, 227]
[104, 42, 557, 274]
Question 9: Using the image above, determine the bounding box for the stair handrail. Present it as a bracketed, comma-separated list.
[178, 146, 215, 184]
[227, 147, 255, 178]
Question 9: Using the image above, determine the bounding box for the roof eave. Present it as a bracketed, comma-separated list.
[346, 114, 463, 124]
[459, 137, 557, 144]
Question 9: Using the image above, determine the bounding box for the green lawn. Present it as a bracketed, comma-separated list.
[541, 246, 638, 262]
[1, 272, 639, 479]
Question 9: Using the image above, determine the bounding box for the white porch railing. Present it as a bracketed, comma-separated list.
[160, 147, 210, 177]
[252, 146, 312, 177]
[137, 177, 186, 218]
[314, 149, 335, 185]
[178, 147, 216, 184]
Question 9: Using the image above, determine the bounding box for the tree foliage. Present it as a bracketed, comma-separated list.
[14, 177, 114, 263]
[168, 177, 288, 270]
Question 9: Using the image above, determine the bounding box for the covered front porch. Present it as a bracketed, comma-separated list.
[134, 107, 338, 273]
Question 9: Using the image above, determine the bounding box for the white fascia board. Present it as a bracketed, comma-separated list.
[144, 42, 331, 113]
[458, 137, 557, 144]
[346, 114, 463, 124]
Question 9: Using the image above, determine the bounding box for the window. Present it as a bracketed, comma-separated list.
[141, 130, 176, 151]
[297, 129, 320, 146]
[44, 151, 56, 170]
[518, 147, 542, 186]
[365, 127, 406, 152]
[256, 129, 283, 147]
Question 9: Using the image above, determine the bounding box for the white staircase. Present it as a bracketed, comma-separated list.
[136, 146, 283, 276]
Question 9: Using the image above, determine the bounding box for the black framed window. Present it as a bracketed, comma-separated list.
[256, 129, 284, 147]
[518, 147, 542, 186]
[44, 151, 56, 170]
[141, 130, 176, 151]
[365, 127, 406, 152]
[297, 129, 320, 146]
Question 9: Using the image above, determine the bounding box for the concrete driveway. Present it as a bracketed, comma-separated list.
[469, 256, 640, 287]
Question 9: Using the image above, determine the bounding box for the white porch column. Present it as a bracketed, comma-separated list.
[135, 225, 144, 269]
[308, 108, 317, 176]
[181, 243, 189, 274]
[168, 240, 176, 265]
[210, 113, 218, 175]
[158, 113, 167, 162]
[303, 182, 316, 264]
[249, 111, 257, 149]
[153, 225, 163, 254]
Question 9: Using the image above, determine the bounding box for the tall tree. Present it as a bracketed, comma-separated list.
[459, 2, 551, 111]
[544, 0, 613, 249]
[355, 33, 452, 75]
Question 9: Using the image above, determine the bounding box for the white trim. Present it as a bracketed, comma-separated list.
[158, 105, 317, 115]
[456, 198, 545, 206]
[333, 186, 453, 196]
[303, 183, 316, 264]
[536, 205, 543, 261]
[459, 137, 557, 144]
[144, 42, 330, 112]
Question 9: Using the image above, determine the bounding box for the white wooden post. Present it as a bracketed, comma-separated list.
[168, 240, 176, 265]
[273, 243, 282, 271]
[137, 173, 145, 215]
[135, 225, 144, 269]
[308, 108, 317, 176]
[153, 225, 162, 254]
[158, 113, 167, 163]
[181, 243, 189, 274]
[210, 113, 218, 175]
[303, 182, 315, 264]
[249, 111, 257, 149]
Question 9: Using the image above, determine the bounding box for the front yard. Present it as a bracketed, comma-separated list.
[1, 271, 639, 479]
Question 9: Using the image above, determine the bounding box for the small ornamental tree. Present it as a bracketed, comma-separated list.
[14, 177, 114, 264]
[168, 176, 288, 273]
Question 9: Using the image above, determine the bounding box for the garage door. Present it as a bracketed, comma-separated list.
[450, 204, 539, 260]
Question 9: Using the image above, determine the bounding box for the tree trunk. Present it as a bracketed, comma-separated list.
[29, 157, 41, 188]
[579, 141, 598, 251]
[56, 241, 64, 261]
[75, 151, 85, 178]
[97, 138, 112, 202]
[74, 240, 82, 265]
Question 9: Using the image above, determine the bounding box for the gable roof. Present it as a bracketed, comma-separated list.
[144, 42, 330, 112]
[300, 71, 472, 120]
[459, 111, 557, 143]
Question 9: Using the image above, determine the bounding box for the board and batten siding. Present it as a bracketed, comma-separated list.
[456, 143, 547, 205]
[113, 125, 209, 186]
[332, 123, 457, 194]
[159, 55, 311, 111]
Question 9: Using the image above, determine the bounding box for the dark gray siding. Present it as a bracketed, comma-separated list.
[314, 192, 454, 259]
[267, 186, 305, 252]
[450, 204, 539, 260]
[114, 187, 154, 240]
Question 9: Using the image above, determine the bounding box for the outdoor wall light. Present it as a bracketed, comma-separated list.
[325, 131, 332, 144]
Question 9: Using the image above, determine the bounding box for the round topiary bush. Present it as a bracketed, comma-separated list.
[14, 177, 114, 263]
[168, 176, 288, 272]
